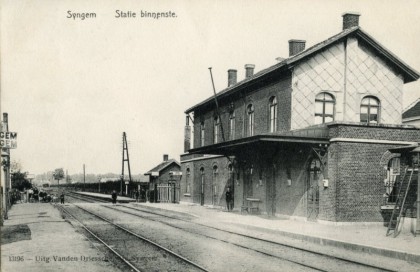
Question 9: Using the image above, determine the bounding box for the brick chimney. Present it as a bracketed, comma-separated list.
[342, 12, 360, 30]
[163, 154, 169, 161]
[228, 69, 237, 87]
[244, 64, 255, 78]
[288, 40, 306, 56]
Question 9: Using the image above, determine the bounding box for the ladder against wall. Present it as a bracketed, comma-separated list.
[386, 167, 416, 237]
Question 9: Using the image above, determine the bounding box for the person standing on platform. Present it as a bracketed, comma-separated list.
[225, 186, 233, 212]
[135, 190, 140, 202]
[111, 190, 117, 205]
[60, 193, 65, 204]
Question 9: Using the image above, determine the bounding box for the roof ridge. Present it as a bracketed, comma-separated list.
[403, 97, 420, 113]
[185, 26, 419, 114]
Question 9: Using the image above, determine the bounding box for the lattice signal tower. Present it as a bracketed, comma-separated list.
[121, 132, 132, 195]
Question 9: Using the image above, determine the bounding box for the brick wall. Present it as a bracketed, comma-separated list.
[331, 142, 398, 221]
[327, 124, 420, 222]
[328, 123, 420, 141]
[180, 156, 233, 207]
[156, 164, 181, 184]
[192, 76, 292, 148]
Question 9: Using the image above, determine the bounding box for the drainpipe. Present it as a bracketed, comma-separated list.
[343, 39, 348, 121]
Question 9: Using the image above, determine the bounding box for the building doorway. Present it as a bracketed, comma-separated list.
[200, 167, 204, 206]
[266, 165, 277, 216]
[307, 158, 321, 221]
[228, 163, 235, 209]
[243, 166, 253, 200]
[212, 165, 218, 205]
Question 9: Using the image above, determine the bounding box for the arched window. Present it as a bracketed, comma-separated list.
[269, 96, 278, 132]
[186, 168, 191, 194]
[212, 165, 218, 204]
[360, 96, 380, 123]
[229, 111, 235, 140]
[247, 104, 254, 136]
[200, 167, 205, 195]
[200, 121, 205, 146]
[315, 92, 335, 124]
[213, 116, 220, 144]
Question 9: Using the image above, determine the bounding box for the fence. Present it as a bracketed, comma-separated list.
[157, 184, 179, 203]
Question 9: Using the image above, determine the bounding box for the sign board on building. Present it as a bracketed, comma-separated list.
[0, 131, 17, 149]
[151, 172, 159, 177]
[170, 171, 183, 176]
[125, 181, 129, 185]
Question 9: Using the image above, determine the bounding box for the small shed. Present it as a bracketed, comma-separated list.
[144, 154, 181, 203]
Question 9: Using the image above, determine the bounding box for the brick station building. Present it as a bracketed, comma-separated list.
[180, 13, 420, 225]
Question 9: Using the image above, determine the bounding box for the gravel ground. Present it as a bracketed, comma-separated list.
[76, 203, 321, 272]
[56, 194, 420, 272]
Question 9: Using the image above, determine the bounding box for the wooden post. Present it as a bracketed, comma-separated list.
[417, 153, 420, 236]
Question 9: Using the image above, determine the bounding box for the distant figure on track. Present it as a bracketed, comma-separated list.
[135, 190, 140, 202]
[225, 186, 233, 212]
[60, 193, 65, 204]
[111, 190, 117, 205]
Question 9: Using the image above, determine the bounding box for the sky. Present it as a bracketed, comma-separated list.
[1, 0, 420, 176]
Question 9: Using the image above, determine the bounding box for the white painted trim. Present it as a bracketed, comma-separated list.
[402, 116, 420, 122]
[402, 98, 420, 113]
[316, 219, 383, 226]
[181, 155, 225, 163]
[329, 138, 418, 145]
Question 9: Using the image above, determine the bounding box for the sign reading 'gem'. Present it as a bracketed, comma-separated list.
[0, 131, 17, 149]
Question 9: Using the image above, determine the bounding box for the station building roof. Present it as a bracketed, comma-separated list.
[185, 27, 419, 115]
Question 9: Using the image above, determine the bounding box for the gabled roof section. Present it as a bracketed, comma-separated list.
[185, 27, 419, 114]
[144, 159, 181, 175]
[403, 98, 420, 119]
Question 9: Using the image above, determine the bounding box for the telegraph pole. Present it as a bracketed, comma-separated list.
[121, 132, 132, 196]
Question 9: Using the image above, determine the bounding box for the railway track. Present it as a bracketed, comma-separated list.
[65, 191, 109, 203]
[103, 204, 397, 272]
[58, 193, 412, 271]
[58, 203, 209, 272]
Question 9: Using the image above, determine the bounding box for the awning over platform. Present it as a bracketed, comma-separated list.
[187, 131, 329, 156]
[388, 143, 420, 154]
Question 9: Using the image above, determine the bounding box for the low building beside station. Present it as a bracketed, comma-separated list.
[145, 154, 181, 203]
[179, 13, 420, 227]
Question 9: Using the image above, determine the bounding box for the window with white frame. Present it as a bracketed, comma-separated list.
[213, 116, 220, 144]
[360, 96, 380, 124]
[315, 92, 335, 124]
[200, 121, 205, 146]
[247, 104, 254, 136]
[229, 111, 235, 140]
[269, 96, 278, 132]
[212, 165, 218, 202]
[186, 168, 190, 194]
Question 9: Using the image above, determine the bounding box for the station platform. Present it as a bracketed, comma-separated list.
[73, 191, 136, 203]
[0, 202, 118, 272]
[2, 200, 419, 271]
[134, 202, 420, 265]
